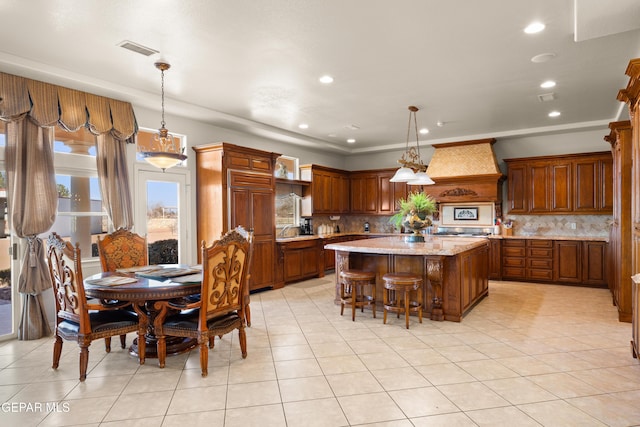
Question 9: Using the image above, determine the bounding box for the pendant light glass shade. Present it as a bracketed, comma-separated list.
[389, 166, 417, 182]
[139, 62, 187, 171]
[407, 171, 435, 185]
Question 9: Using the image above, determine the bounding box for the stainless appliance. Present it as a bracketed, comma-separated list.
[432, 226, 493, 237]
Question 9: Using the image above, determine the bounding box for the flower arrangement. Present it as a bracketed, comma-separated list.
[389, 190, 437, 230]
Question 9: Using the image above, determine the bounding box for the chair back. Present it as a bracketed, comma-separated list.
[46, 232, 90, 333]
[199, 228, 251, 325]
[236, 226, 254, 288]
[97, 228, 148, 272]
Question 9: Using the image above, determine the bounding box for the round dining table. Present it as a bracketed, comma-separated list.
[84, 266, 202, 360]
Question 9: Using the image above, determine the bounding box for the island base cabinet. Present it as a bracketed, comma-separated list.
[336, 242, 489, 322]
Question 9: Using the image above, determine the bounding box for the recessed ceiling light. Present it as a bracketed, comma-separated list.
[531, 53, 556, 63]
[419, 128, 429, 134]
[298, 123, 309, 129]
[319, 75, 334, 84]
[347, 138, 356, 143]
[524, 22, 545, 34]
[548, 111, 561, 117]
[540, 80, 556, 88]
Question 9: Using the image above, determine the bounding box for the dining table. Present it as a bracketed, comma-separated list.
[83, 264, 202, 360]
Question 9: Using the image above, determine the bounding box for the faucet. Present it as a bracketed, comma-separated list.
[278, 224, 297, 238]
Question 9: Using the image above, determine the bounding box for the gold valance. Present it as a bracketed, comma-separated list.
[0, 72, 138, 142]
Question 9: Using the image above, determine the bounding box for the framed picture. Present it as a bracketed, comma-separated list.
[453, 207, 478, 220]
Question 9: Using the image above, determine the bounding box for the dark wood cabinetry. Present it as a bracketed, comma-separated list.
[527, 239, 554, 281]
[300, 165, 349, 215]
[605, 121, 633, 322]
[193, 142, 280, 292]
[502, 239, 526, 279]
[505, 152, 613, 215]
[276, 239, 323, 285]
[553, 240, 581, 283]
[488, 239, 502, 280]
[349, 172, 378, 214]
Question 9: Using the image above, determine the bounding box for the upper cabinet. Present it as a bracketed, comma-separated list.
[505, 152, 613, 215]
[300, 165, 349, 216]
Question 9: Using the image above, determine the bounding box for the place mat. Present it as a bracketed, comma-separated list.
[170, 273, 203, 284]
[85, 276, 139, 286]
[115, 265, 165, 274]
[136, 267, 201, 279]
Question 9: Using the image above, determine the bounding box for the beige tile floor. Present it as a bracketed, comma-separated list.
[1, 276, 640, 426]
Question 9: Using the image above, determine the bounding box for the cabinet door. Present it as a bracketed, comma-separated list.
[301, 246, 320, 276]
[550, 163, 572, 212]
[249, 190, 275, 291]
[283, 250, 303, 281]
[378, 173, 408, 215]
[574, 160, 599, 212]
[529, 164, 550, 213]
[350, 174, 377, 214]
[582, 241, 607, 286]
[599, 157, 614, 212]
[553, 241, 581, 283]
[488, 239, 502, 280]
[332, 174, 350, 213]
[507, 163, 527, 213]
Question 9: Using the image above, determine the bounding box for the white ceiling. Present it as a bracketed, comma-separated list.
[1, 0, 639, 154]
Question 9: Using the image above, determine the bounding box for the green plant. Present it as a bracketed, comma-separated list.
[389, 190, 437, 229]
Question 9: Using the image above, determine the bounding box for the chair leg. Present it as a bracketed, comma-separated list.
[199, 339, 209, 377]
[340, 283, 345, 316]
[157, 335, 166, 369]
[119, 334, 127, 349]
[239, 325, 248, 359]
[52, 335, 63, 369]
[79, 343, 90, 382]
[351, 285, 357, 321]
[209, 336, 215, 349]
[104, 337, 111, 353]
[404, 290, 410, 329]
[245, 304, 252, 327]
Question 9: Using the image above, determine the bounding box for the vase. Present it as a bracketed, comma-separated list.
[402, 211, 432, 242]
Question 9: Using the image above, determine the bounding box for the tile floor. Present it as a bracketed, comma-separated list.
[1, 276, 640, 426]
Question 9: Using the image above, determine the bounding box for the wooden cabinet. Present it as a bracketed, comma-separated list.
[553, 240, 581, 283]
[350, 172, 378, 214]
[276, 239, 322, 284]
[300, 165, 349, 215]
[193, 142, 280, 292]
[527, 239, 553, 281]
[378, 170, 408, 215]
[605, 121, 633, 322]
[502, 239, 526, 279]
[505, 152, 613, 215]
[488, 239, 502, 280]
[553, 240, 607, 286]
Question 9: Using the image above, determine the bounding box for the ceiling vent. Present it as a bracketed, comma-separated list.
[537, 92, 556, 102]
[117, 40, 159, 57]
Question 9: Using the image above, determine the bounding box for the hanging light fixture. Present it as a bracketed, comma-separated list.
[390, 106, 434, 185]
[139, 61, 187, 171]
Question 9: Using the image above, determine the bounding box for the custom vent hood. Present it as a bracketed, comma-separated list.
[424, 138, 504, 203]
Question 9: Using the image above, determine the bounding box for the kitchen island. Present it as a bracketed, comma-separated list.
[325, 236, 489, 322]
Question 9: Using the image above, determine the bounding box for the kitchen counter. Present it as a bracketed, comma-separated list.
[489, 234, 608, 241]
[326, 236, 489, 322]
[276, 232, 394, 242]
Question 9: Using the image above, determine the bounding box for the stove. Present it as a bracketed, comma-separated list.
[431, 227, 494, 238]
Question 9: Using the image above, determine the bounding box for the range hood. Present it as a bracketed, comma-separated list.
[424, 138, 504, 203]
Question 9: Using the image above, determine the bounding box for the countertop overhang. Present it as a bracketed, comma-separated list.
[324, 236, 488, 256]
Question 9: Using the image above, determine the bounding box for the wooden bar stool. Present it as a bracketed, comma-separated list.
[339, 270, 376, 321]
[382, 272, 423, 329]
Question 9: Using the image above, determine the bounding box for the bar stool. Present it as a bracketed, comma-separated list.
[339, 269, 376, 321]
[382, 272, 423, 329]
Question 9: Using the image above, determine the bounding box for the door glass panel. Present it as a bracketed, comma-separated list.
[0, 170, 11, 337]
[146, 181, 180, 264]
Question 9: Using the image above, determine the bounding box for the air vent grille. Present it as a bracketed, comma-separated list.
[538, 92, 556, 102]
[118, 40, 159, 57]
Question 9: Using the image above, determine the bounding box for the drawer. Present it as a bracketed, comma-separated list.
[527, 248, 553, 258]
[528, 269, 553, 281]
[503, 247, 526, 257]
[503, 239, 525, 247]
[527, 240, 553, 248]
[528, 258, 553, 269]
[503, 267, 526, 278]
[227, 152, 274, 172]
[503, 257, 525, 267]
[229, 170, 273, 188]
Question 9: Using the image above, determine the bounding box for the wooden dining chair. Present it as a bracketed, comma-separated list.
[154, 227, 251, 376]
[46, 232, 139, 381]
[97, 228, 148, 273]
[236, 226, 254, 327]
[96, 228, 148, 351]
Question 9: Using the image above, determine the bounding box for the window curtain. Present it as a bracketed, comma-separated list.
[0, 72, 138, 340]
[96, 133, 134, 230]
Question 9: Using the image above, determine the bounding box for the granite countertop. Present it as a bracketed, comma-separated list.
[324, 235, 488, 256]
[276, 232, 394, 242]
[489, 234, 608, 242]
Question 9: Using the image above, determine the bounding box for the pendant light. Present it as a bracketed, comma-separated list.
[139, 61, 187, 171]
[390, 106, 434, 185]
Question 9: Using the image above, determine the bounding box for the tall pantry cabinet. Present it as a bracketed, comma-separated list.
[193, 142, 280, 292]
[618, 58, 640, 358]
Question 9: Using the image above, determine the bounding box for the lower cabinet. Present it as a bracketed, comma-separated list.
[488, 239, 502, 280]
[501, 238, 607, 287]
[276, 239, 323, 285]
